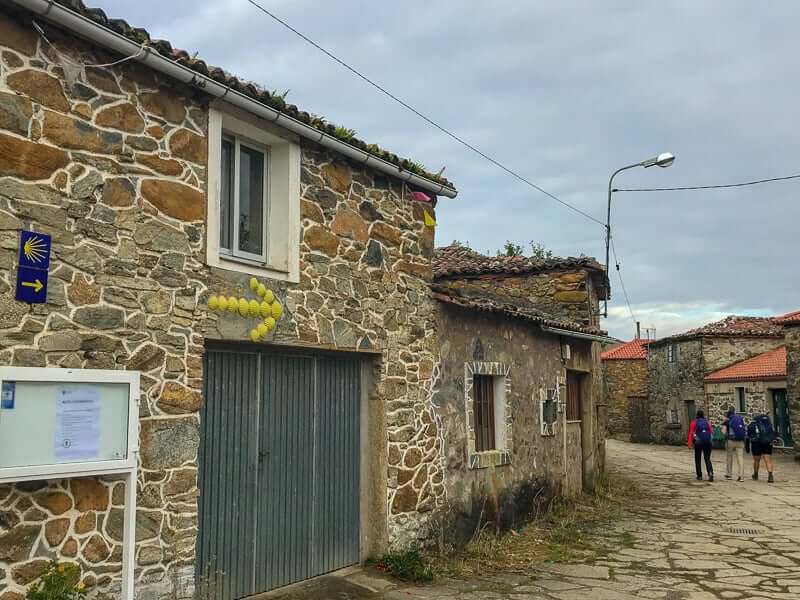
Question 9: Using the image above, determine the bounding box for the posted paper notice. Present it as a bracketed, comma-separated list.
[55, 387, 100, 462]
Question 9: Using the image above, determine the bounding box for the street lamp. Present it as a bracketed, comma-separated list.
[604, 152, 675, 317]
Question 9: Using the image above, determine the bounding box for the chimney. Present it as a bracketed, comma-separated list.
[636, 321, 641, 339]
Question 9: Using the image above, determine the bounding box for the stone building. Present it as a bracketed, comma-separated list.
[601, 338, 650, 437]
[0, 1, 462, 598]
[775, 311, 800, 456]
[646, 316, 784, 445]
[428, 246, 609, 536]
[703, 347, 790, 445]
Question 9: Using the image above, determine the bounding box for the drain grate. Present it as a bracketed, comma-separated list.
[724, 527, 764, 535]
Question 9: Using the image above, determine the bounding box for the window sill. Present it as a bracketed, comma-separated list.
[208, 253, 297, 283]
[468, 450, 511, 470]
[566, 419, 582, 424]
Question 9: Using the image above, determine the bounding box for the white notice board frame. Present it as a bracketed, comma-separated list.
[0, 367, 140, 600]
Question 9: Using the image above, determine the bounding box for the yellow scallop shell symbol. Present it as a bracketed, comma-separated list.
[250, 277, 259, 291]
[238, 298, 249, 316]
[257, 322, 268, 337]
[228, 296, 239, 312]
[264, 316, 276, 331]
[271, 302, 283, 319]
[259, 301, 272, 318]
[249, 328, 260, 342]
[263, 289, 274, 304]
[248, 299, 260, 316]
[208, 295, 219, 311]
[257, 283, 267, 298]
[217, 296, 228, 311]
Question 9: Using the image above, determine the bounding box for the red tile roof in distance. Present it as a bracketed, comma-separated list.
[601, 339, 651, 360]
[704, 347, 787, 383]
[775, 310, 800, 325]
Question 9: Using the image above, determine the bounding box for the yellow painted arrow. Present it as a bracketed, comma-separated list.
[21, 279, 43, 293]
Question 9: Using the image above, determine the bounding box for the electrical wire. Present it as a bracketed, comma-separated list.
[610, 238, 637, 327]
[614, 173, 800, 192]
[244, 0, 606, 227]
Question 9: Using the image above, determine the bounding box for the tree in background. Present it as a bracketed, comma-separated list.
[496, 240, 554, 259]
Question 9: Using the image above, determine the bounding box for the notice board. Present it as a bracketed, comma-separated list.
[0, 367, 139, 481]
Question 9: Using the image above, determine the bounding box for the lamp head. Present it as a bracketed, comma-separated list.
[641, 152, 675, 168]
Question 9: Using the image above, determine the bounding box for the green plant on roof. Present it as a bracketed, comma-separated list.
[310, 115, 327, 129]
[333, 125, 356, 142]
[270, 89, 290, 100]
[403, 159, 428, 175]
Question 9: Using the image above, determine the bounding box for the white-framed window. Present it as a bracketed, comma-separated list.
[465, 362, 512, 469]
[207, 105, 301, 282]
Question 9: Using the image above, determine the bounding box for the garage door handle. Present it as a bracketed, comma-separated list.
[259, 450, 269, 461]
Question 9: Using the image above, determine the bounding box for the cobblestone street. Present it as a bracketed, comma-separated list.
[380, 440, 800, 599]
[280, 440, 800, 600]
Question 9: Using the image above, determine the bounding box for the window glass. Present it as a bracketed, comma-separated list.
[238, 144, 265, 257]
[220, 137, 235, 251]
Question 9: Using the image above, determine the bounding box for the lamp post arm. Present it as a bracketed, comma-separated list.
[604, 162, 641, 318]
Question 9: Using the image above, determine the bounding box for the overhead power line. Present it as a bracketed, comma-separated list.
[610, 238, 637, 327]
[614, 172, 800, 192]
[245, 0, 605, 227]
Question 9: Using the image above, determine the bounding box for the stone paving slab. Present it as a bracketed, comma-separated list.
[367, 440, 800, 599]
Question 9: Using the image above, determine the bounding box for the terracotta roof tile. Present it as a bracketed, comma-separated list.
[433, 245, 609, 299]
[432, 284, 603, 336]
[775, 310, 800, 325]
[656, 315, 784, 344]
[35, 1, 453, 190]
[601, 338, 651, 360]
[704, 347, 787, 383]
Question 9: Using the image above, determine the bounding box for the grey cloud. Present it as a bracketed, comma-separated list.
[91, 0, 800, 337]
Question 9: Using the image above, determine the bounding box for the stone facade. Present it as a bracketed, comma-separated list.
[704, 379, 786, 427]
[603, 358, 647, 435]
[0, 9, 445, 598]
[648, 336, 784, 445]
[437, 270, 602, 329]
[787, 326, 800, 456]
[432, 303, 600, 543]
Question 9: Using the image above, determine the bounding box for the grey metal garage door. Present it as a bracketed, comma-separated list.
[198, 348, 361, 599]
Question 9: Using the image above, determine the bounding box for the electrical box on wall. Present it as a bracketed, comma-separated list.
[561, 343, 571, 361]
[0, 367, 139, 482]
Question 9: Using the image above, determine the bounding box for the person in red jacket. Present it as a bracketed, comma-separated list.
[687, 409, 715, 482]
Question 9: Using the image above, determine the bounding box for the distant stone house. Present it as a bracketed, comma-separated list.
[601, 338, 650, 437]
[775, 311, 800, 455]
[646, 316, 785, 444]
[704, 347, 790, 445]
[427, 246, 610, 535]
[0, 2, 464, 598]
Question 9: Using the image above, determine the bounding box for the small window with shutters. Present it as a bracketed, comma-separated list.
[473, 375, 497, 452]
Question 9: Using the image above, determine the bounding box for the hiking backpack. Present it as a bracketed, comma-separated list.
[694, 417, 712, 445]
[728, 414, 746, 441]
[754, 414, 775, 445]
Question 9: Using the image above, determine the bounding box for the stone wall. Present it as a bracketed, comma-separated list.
[201, 141, 445, 552]
[704, 380, 785, 426]
[0, 8, 445, 598]
[0, 10, 208, 599]
[702, 337, 784, 373]
[647, 340, 704, 444]
[439, 269, 601, 329]
[603, 359, 647, 435]
[786, 326, 800, 456]
[431, 303, 596, 540]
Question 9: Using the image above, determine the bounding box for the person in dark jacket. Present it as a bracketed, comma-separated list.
[747, 413, 776, 483]
[687, 409, 714, 482]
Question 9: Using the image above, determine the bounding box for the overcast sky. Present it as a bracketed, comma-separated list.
[90, 0, 799, 339]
